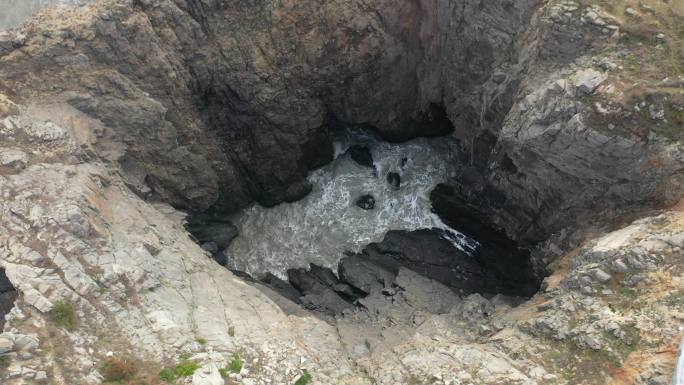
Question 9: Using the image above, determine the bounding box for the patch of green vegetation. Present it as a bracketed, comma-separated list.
[228, 353, 242, 374]
[228, 326, 235, 337]
[100, 358, 137, 383]
[294, 369, 312, 385]
[0, 355, 11, 368]
[608, 323, 641, 364]
[173, 360, 200, 377]
[158, 357, 200, 383]
[50, 301, 76, 331]
[218, 367, 228, 378]
[664, 291, 684, 309]
[178, 353, 191, 361]
[580, 0, 684, 142]
[535, 323, 641, 385]
[195, 336, 206, 345]
[533, 320, 641, 382]
[158, 367, 175, 383]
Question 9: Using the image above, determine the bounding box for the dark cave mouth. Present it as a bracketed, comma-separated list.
[184, 125, 543, 316]
[0, 268, 18, 331]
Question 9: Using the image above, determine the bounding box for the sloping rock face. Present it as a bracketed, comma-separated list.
[0, 146, 367, 384]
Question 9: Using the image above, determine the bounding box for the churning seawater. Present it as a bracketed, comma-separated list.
[225, 129, 477, 279]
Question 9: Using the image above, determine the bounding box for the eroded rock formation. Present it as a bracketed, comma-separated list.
[0, 0, 683, 384]
[1, 0, 542, 215]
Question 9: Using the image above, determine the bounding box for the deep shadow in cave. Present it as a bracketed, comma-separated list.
[183, 118, 542, 317]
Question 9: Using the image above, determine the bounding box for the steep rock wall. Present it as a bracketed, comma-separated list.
[0, 0, 681, 274]
[0, 0, 541, 214]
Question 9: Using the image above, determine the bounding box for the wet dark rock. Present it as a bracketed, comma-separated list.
[212, 250, 228, 266]
[185, 214, 239, 250]
[346, 145, 375, 169]
[338, 255, 394, 295]
[300, 289, 354, 315]
[386, 172, 401, 189]
[304, 265, 363, 299]
[230, 269, 256, 281]
[201, 241, 228, 265]
[357, 229, 539, 297]
[201, 241, 219, 254]
[261, 273, 302, 304]
[282, 180, 313, 204]
[308, 264, 340, 287]
[279, 227, 538, 316]
[287, 267, 353, 315]
[355, 194, 376, 210]
[382, 104, 455, 142]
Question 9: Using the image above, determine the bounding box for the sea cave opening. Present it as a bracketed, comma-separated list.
[184, 119, 542, 317]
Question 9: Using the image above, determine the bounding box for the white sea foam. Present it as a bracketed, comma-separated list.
[225, 129, 476, 278]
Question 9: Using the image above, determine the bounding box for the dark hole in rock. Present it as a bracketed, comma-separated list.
[431, 182, 544, 281]
[382, 103, 456, 142]
[499, 153, 518, 174]
[0, 268, 17, 330]
[346, 145, 375, 170]
[355, 194, 376, 210]
[386, 172, 401, 189]
[185, 212, 238, 265]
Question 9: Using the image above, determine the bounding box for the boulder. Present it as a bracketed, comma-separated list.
[572, 68, 606, 95]
[307, 265, 361, 299]
[355, 195, 376, 210]
[0, 335, 13, 354]
[0, 148, 29, 172]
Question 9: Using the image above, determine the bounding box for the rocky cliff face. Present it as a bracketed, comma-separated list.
[3, 0, 679, 245]
[1, 0, 542, 214]
[0, 0, 683, 384]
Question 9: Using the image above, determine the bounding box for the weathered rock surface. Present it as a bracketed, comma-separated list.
[433, 65, 684, 248]
[0, 0, 543, 215]
[0, 0, 682, 384]
[270, 228, 538, 317]
[351, 229, 539, 297]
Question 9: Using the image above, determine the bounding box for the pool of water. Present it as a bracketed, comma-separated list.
[225, 129, 477, 278]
